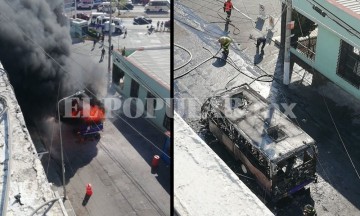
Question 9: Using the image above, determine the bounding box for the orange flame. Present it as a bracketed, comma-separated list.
[84, 105, 105, 123]
[71, 105, 105, 123]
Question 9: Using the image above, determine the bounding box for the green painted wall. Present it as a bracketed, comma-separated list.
[291, 0, 360, 99]
[113, 52, 169, 132]
[313, 26, 340, 80]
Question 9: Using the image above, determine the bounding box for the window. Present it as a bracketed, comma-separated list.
[112, 64, 125, 89]
[145, 91, 157, 116]
[130, 79, 139, 97]
[337, 40, 360, 88]
[163, 113, 171, 131]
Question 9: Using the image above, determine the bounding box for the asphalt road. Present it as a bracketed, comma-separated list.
[174, 0, 360, 215]
[68, 5, 170, 18]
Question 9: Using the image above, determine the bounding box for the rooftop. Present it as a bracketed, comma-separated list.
[127, 48, 170, 89]
[331, 0, 360, 19]
[0, 62, 65, 215]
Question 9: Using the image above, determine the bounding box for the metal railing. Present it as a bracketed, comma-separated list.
[293, 37, 317, 62]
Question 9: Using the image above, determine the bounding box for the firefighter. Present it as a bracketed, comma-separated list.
[223, 0, 233, 21]
[303, 204, 317, 216]
[218, 36, 233, 56]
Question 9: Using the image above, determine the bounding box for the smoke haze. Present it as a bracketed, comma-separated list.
[0, 0, 106, 121]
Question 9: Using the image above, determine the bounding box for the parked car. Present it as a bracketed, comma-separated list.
[77, 2, 92, 9]
[97, 2, 117, 13]
[133, 16, 152, 25]
[73, 13, 90, 20]
[117, 0, 134, 10]
[92, 0, 103, 9]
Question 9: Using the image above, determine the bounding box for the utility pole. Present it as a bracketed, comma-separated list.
[74, 0, 77, 18]
[108, 1, 113, 90]
[283, 0, 292, 85]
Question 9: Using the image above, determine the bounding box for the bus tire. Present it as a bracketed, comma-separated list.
[159, 9, 163, 12]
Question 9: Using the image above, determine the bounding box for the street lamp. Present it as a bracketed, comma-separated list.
[57, 90, 85, 200]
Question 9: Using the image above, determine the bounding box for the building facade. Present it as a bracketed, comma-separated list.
[112, 47, 171, 133]
[289, 0, 360, 99]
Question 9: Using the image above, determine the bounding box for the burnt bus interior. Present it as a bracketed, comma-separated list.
[201, 84, 317, 201]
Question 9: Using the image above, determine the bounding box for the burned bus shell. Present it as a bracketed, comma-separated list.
[201, 84, 317, 202]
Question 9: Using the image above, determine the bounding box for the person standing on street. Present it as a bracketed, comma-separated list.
[223, 0, 233, 21]
[218, 36, 232, 56]
[160, 21, 164, 31]
[100, 47, 105, 61]
[157, 21, 160, 31]
[14, 193, 24, 205]
[256, 36, 267, 51]
[122, 46, 126, 56]
[101, 34, 105, 46]
[123, 28, 127, 38]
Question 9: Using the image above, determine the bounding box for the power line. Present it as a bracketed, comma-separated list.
[322, 96, 360, 181]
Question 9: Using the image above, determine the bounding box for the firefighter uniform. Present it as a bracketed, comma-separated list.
[223, 0, 233, 20]
[218, 36, 233, 55]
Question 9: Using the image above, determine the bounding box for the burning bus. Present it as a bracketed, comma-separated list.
[59, 90, 105, 141]
[200, 84, 317, 202]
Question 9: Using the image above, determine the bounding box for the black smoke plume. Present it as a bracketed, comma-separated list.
[0, 0, 105, 121]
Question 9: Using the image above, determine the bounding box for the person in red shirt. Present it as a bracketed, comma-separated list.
[223, 0, 233, 21]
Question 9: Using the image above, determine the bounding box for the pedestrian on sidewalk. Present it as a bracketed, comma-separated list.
[123, 28, 127, 38]
[122, 46, 126, 56]
[160, 21, 164, 31]
[218, 36, 232, 56]
[223, 0, 233, 21]
[101, 34, 105, 46]
[256, 36, 267, 51]
[148, 25, 155, 34]
[157, 21, 160, 31]
[100, 47, 105, 61]
[110, 44, 114, 54]
[14, 193, 24, 205]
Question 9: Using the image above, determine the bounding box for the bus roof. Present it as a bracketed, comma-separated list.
[208, 84, 315, 162]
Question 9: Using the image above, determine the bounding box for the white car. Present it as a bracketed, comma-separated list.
[77, 2, 92, 9]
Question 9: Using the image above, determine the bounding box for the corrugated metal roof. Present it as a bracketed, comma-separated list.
[335, 0, 360, 15]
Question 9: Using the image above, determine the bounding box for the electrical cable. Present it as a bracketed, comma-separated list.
[323, 96, 360, 180]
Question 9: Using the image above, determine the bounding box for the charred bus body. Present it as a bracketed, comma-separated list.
[201, 84, 317, 202]
[58, 90, 105, 140]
